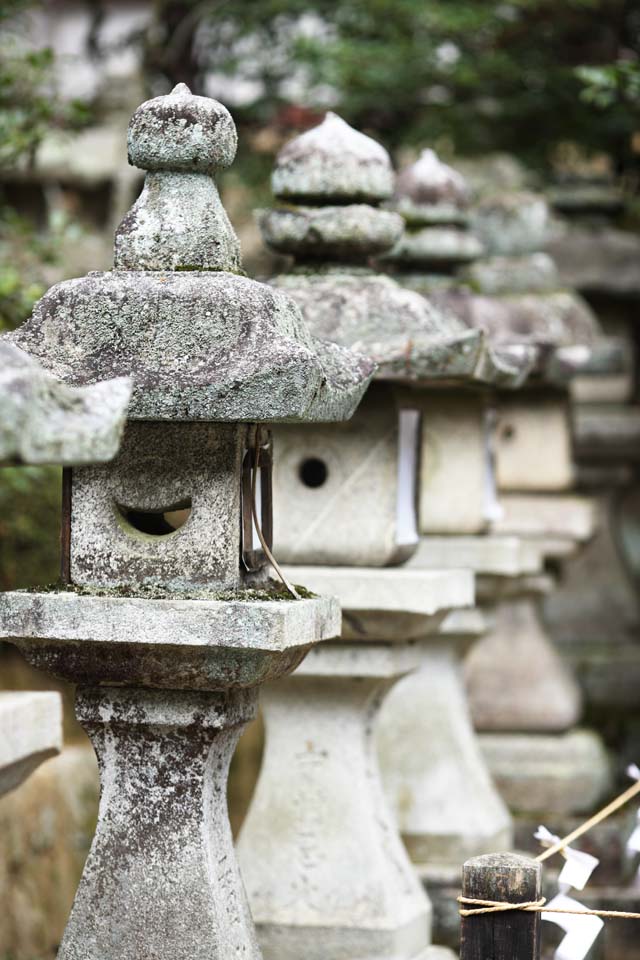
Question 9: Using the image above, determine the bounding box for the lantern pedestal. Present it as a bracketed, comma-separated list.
[237, 566, 473, 960]
[468, 495, 612, 816]
[379, 535, 544, 872]
[60, 685, 258, 960]
[0, 588, 340, 960]
[377, 609, 512, 869]
[0, 691, 62, 796]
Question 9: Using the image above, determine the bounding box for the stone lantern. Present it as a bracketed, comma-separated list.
[0, 85, 373, 960]
[373, 151, 540, 947]
[235, 113, 520, 960]
[0, 342, 130, 799]
[544, 180, 640, 737]
[458, 189, 613, 823]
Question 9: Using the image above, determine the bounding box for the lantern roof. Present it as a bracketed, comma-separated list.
[390, 149, 472, 226]
[264, 115, 530, 387]
[4, 86, 373, 423]
[0, 342, 130, 466]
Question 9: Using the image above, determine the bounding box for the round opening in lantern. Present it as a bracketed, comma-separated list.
[116, 497, 192, 537]
[298, 457, 328, 489]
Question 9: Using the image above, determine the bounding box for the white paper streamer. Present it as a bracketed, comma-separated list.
[534, 825, 602, 960]
[542, 894, 604, 960]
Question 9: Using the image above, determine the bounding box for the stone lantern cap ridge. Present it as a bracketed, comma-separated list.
[4, 88, 374, 424]
[272, 111, 394, 203]
[0, 342, 130, 466]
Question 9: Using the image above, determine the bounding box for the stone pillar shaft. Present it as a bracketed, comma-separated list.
[238, 667, 431, 960]
[59, 685, 260, 960]
[378, 639, 512, 866]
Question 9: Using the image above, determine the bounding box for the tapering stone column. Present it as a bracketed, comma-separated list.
[237, 113, 494, 960]
[0, 86, 373, 960]
[60, 686, 257, 960]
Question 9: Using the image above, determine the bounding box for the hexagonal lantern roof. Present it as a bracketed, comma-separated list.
[261, 113, 530, 388]
[0, 342, 130, 466]
[3, 86, 373, 423]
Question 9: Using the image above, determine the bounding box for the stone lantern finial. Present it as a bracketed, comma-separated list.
[114, 83, 241, 272]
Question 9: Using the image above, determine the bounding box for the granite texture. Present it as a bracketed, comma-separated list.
[391, 149, 470, 225]
[70, 421, 247, 592]
[265, 117, 527, 387]
[260, 204, 403, 260]
[5, 87, 373, 424]
[0, 342, 130, 466]
[272, 111, 394, 202]
[7, 270, 373, 423]
[273, 384, 420, 567]
[57, 686, 261, 960]
[0, 588, 340, 689]
[470, 191, 551, 257]
[237, 648, 433, 960]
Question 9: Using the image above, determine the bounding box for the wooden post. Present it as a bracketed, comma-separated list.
[460, 852, 542, 960]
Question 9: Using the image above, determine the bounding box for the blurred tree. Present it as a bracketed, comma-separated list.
[144, 0, 640, 174]
[0, 0, 85, 590]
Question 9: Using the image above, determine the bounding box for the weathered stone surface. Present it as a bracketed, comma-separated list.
[391, 149, 470, 225]
[546, 224, 640, 298]
[71, 421, 247, 591]
[58, 686, 260, 960]
[480, 729, 611, 814]
[407, 535, 542, 577]
[378, 627, 513, 867]
[491, 493, 596, 543]
[494, 392, 574, 491]
[128, 83, 237, 173]
[470, 191, 551, 256]
[6, 87, 373, 424]
[384, 152, 535, 385]
[237, 647, 433, 960]
[7, 270, 373, 423]
[0, 342, 130, 466]
[544, 491, 640, 713]
[385, 226, 483, 266]
[280, 565, 474, 641]
[0, 588, 340, 689]
[417, 391, 495, 535]
[272, 111, 394, 202]
[462, 252, 559, 295]
[264, 119, 528, 388]
[464, 596, 582, 732]
[260, 205, 403, 259]
[0, 691, 62, 796]
[0, 744, 99, 960]
[115, 170, 241, 272]
[271, 270, 524, 384]
[116, 84, 240, 270]
[273, 385, 421, 567]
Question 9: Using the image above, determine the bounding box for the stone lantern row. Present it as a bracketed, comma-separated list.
[0, 85, 621, 960]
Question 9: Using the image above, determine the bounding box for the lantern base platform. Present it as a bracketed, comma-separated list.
[0, 588, 340, 689]
[409, 535, 541, 578]
[281, 565, 474, 640]
[0, 691, 62, 796]
[491, 492, 597, 547]
[479, 729, 611, 816]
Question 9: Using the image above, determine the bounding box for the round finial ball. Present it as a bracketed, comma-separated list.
[127, 83, 237, 174]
